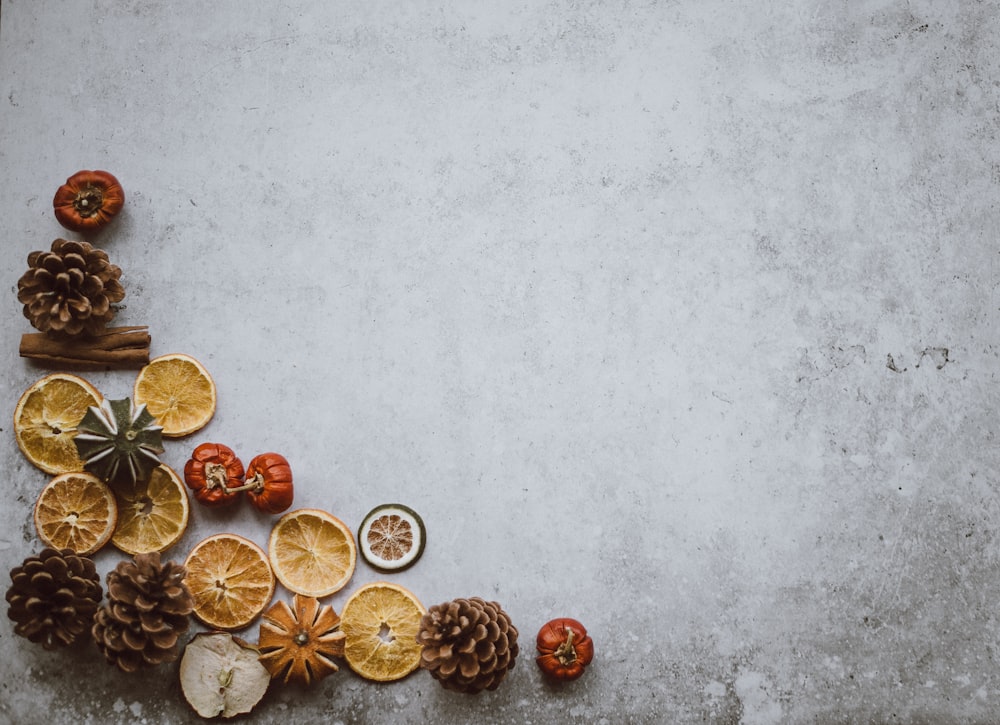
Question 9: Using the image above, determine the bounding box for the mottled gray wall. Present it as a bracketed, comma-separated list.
[1, 1, 998, 723]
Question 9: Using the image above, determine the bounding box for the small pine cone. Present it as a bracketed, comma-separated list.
[16, 238, 124, 337]
[92, 552, 193, 673]
[416, 597, 519, 694]
[5, 547, 103, 649]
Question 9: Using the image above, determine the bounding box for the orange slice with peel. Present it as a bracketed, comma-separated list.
[185, 533, 275, 631]
[14, 373, 103, 474]
[268, 509, 356, 598]
[340, 581, 426, 681]
[133, 353, 216, 437]
[33, 472, 118, 555]
[111, 463, 189, 555]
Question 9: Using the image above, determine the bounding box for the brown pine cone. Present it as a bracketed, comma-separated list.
[16, 238, 124, 336]
[92, 552, 193, 673]
[5, 547, 103, 649]
[416, 597, 519, 694]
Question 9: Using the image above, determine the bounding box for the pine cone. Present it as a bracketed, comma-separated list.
[6, 547, 103, 649]
[416, 597, 519, 694]
[92, 552, 193, 673]
[16, 238, 124, 336]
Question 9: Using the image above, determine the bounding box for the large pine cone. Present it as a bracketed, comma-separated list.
[6, 547, 103, 649]
[16, 238, 124, 336]
[92, 552, 193, 672]
[416, 597, 519, 694]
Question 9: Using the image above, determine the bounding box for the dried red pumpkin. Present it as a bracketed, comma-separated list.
[244, 453, 294, 514]
[535, 618, 593, 682]
[183, 442, 245, 507]
[53, 170, 125, 233]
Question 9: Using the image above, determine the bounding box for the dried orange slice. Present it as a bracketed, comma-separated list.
[33, 472, 117, 555]
[14, 373, 103, 474]
[133, 353, 216, 437]
[340, 581, 426, 681]
[268, 509, 356, 598]
[185, 533, 275, 631]
[111, 464, 189, 555]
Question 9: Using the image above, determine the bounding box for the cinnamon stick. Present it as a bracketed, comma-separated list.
[20, 326, 151, 369]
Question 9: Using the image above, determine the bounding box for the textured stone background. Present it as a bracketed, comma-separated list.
[1, 1, 998, 723]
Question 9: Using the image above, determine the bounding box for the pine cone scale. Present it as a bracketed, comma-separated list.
[148, 629, 180, 650]
[140, 612, 169, 632]
[122, 627, 145, 651]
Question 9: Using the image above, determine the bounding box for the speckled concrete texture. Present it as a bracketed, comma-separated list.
[1, 1, 999, 723]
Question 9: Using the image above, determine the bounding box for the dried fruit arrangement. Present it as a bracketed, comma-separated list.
[5, 170, 594, 720]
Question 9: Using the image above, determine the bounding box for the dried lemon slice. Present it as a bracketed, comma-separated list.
[14, 373, 103, 474]
[185, 533, 275, 631]
[133, 353, 216, 437]
[111, 464, 189, 555]
[268, 509, 356, 598]
[340, 581, 426, 682]
[33, 472, 118, 555]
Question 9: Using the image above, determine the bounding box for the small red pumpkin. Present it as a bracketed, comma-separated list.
[244, 452, 294, 514]
[53, 170, 125, 232]
[183, 442, 245, 507]
[536, 618, 593, 682]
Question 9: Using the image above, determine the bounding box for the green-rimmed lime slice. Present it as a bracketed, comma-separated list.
[357, 504, 426, 572]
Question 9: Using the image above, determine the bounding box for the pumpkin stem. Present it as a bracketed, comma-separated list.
[553, 628, 577, 666]
[203, 462, 232, 493]
[73, 184, 105, 218]
[220, 472, 265, 494]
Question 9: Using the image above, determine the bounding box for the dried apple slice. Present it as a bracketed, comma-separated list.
[179, 632, 270, 719]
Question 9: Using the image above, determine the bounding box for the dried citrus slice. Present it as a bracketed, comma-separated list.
[358, 503, 426, 572]
[33, 472, 118, 555]
[185, 533, 275, 631]
[14, 373, 103, 474]
[111, 464, 189, 555]
[340, 581, 426, 681]
[268, 509, 356, 598]
[133, 353, 216, 437]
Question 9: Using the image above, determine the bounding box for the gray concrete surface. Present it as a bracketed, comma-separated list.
[2, 1, 999, 722]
